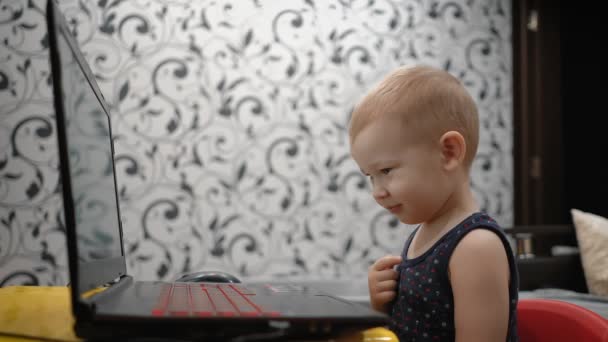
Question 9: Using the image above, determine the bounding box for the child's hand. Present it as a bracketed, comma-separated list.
[368, 255, 402, 313]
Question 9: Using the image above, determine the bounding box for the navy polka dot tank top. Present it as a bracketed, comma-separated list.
[388, 212, 519, 341]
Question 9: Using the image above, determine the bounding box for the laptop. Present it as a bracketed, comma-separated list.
[46, 1, 387, 340]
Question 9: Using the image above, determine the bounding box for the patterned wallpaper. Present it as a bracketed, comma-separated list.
[0, 0, 513, 285]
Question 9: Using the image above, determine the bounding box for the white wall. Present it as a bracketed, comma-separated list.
[0, 0, 512, 285]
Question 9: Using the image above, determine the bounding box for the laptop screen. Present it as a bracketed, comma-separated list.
[52, 14, 123, 266]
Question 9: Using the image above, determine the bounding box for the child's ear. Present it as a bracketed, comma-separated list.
[439, 131, 466, 171]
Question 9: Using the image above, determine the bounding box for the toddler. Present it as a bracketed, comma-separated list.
[349, 65, 518, 341]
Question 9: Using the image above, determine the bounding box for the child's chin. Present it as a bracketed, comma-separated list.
[396, 213, 423, 226]
[396, 215, 416, 225]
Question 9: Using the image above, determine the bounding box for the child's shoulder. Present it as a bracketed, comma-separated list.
[448, 216, 512, 273]
[441, 212, 510, 261]
[450, 212, 506, 247]
[453, 228, 506, 256]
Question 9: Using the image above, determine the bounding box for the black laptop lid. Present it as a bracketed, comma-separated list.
[47, 0, 127, 298]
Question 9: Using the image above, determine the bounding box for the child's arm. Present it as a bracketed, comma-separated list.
[449, 229, 511, 342]
[368, 255, 402, 313]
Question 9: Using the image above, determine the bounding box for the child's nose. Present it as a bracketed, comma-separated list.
[372, 183, 389, 200]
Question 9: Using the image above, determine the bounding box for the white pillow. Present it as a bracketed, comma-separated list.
[571, 209, 608, 296]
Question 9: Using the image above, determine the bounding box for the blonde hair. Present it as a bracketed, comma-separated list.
[349, 65, 479, 168]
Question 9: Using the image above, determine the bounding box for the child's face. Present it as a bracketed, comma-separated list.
[350, 116, 452, 225]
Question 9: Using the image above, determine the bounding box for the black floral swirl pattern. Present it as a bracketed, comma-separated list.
[0, 0, 513, 285]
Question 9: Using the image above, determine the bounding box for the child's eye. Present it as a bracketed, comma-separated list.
[380, 168, 392, 175]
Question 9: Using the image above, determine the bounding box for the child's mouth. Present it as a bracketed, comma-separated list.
[388, 204, 402, 213]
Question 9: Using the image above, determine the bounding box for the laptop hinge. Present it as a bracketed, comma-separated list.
[79, 275, 133, 317]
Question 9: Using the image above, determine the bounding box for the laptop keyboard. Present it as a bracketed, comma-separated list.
[152, 283, 281, 317]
